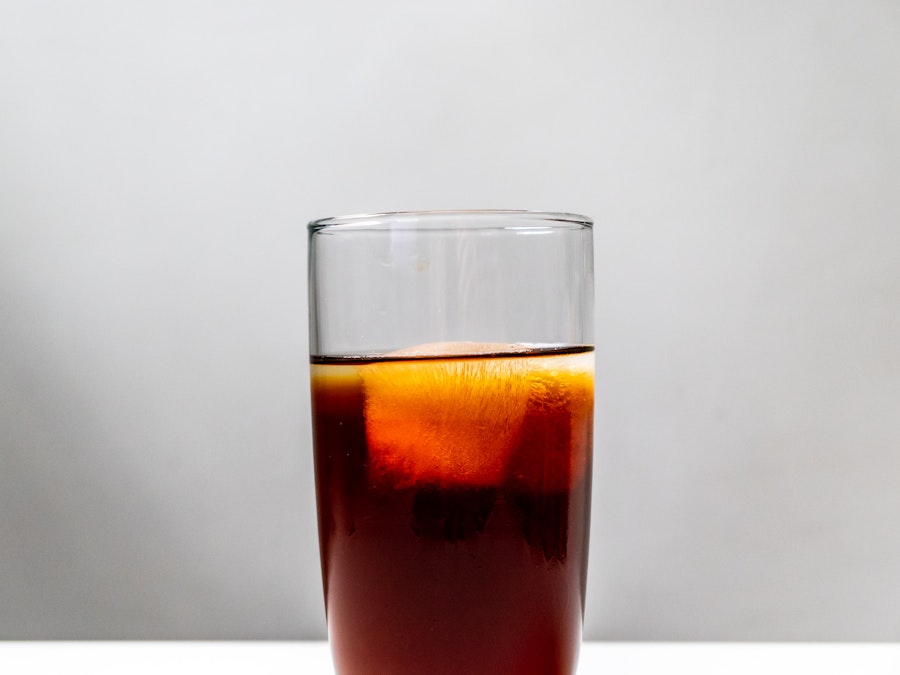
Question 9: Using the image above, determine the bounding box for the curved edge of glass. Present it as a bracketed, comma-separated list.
[308, 210, 593, 232]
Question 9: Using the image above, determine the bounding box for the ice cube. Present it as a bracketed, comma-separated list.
[360, 344, 533, 488]
[505, 361, 594, 493]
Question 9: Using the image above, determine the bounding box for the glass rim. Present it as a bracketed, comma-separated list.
[308, 209, 593, 233]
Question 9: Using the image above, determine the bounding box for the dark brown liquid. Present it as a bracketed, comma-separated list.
[311, 346, 593, 675]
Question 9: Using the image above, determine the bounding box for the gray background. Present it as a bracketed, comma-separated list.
[1, 0, 898, 640]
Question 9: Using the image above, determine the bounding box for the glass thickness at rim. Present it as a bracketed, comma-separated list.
[308, 210, 593, 232]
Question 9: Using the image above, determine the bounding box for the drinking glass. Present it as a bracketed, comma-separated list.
[308, 210, 594, 675]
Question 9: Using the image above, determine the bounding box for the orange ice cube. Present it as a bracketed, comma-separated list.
[505, 356, 594, 493]
[360, 343, 534, 488]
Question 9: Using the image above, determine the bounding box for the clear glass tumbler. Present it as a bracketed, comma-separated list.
[307, 211, 594, 675]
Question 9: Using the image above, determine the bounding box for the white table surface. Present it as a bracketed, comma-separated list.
[2, 641, 899, 673]
[3, 641, 900, 674]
